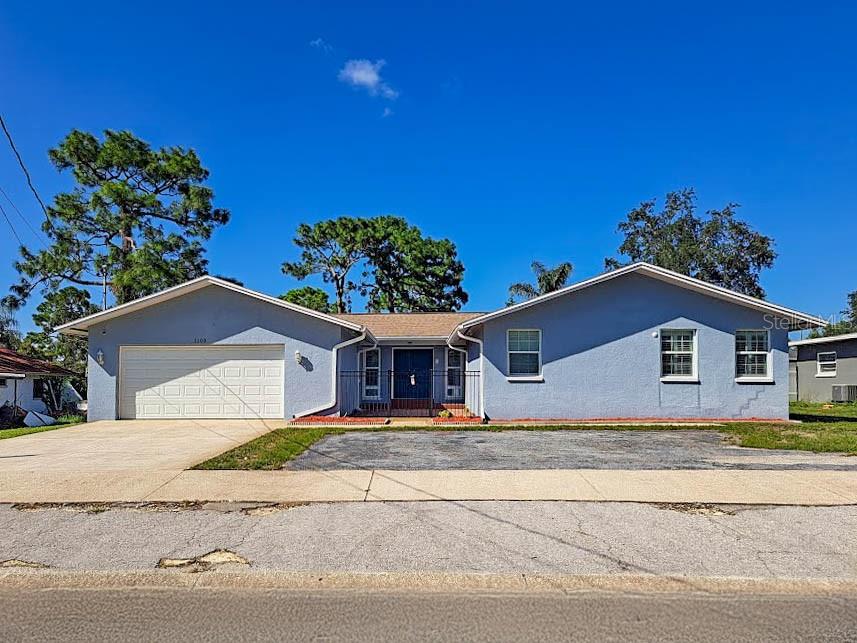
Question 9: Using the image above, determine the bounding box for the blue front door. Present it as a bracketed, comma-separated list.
[393, 349, 433, 399]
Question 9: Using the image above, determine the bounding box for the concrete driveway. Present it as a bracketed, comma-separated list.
[285, 430, 857, 471]
[0, 419, 275, 473]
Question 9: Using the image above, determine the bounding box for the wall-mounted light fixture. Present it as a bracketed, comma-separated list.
[95, 349, 105, 366]
[294, 350, 302, 364]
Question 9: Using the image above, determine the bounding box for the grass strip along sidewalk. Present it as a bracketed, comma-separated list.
[196, 402, 857, 470]
[0, 416, 85, 440]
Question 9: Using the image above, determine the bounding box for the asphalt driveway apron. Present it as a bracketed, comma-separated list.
[284, 430, 857, 471]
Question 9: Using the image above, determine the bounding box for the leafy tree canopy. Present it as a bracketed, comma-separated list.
[7, 129, 229, 309]
[507, 261, 573, 305]
[18, 287, 98, 394]
[810, 290, 857, 338]
[280, 286, 335, 313]
[282, 216, 467, 313]
[605, 188, 776, 298]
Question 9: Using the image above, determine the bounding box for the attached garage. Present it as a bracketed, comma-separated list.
[119, 345, 285, 419]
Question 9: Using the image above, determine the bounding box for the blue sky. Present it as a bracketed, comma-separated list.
[1, 1, 855, 332]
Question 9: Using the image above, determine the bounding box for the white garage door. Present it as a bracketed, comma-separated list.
[119, 346, 285, 419]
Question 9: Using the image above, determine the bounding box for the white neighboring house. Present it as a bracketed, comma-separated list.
[0, 347, 81, 415]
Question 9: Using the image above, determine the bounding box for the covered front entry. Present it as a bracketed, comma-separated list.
[119, 345, 285, 419]
[392, 348, 433, 399]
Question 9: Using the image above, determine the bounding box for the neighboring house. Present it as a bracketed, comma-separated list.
[0, 347, 80, 415]
[789, 333, 857, 403]
[57, 262, 825, 423]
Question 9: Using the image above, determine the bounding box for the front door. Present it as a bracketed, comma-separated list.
[393, 349, 433, 399]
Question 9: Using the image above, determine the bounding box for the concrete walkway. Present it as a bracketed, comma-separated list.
[2, 468, 857, 505]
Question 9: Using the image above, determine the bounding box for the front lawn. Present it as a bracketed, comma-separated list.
[0, 416, 85, 440]
[789, 401, 857, 422]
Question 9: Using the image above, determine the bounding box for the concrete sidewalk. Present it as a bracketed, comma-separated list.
[2, 468, 856, 505]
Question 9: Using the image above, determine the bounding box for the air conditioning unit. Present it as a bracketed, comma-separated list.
[832, 385, 857, 403]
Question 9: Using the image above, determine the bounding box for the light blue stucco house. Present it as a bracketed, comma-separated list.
[57, 263, 825, 422]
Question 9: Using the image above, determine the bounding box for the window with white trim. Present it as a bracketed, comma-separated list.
[446, 349, 464, 399]
[507, 329, 541, 376]
[660, 330, 696, 379]
[817, 351, 837, 377]
[736, 330, 770, 379]
[362, 348, 380, 399]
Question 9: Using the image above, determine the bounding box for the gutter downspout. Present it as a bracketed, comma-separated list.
[453, 327, 485, 420]
[294, 329, 371, 418]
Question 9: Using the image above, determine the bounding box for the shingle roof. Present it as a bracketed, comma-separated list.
[0, 347, 78, 377]
[334, 312, 485, 338]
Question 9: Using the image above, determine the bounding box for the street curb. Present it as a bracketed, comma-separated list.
[1, 570, 856, 596]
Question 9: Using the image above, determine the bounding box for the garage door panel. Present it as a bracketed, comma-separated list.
[120, 346, 285, 419]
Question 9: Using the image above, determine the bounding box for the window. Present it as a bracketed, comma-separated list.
[660, 330, 697, 380]
[736, 330, 771, 380]
[32, 378, 45, 398]
[817, 351, 837, 377]
[362, 349, 380, 399]
[0, 378, 7, 387]
[507, 329, 541, 376]
[446, 348, 464, 399]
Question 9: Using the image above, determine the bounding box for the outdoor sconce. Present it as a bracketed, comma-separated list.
[96, 349, 105, 366]
[294, 350, 302, 365]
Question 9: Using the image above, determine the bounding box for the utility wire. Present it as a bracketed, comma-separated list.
[0, 113, 53, 229]
[0, 201, 25, 247]
[0, 184, 47, 246]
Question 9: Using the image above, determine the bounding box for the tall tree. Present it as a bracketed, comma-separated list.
[605, 188, 776, 298]
[0, 303, 20, 349]
[361, 216, 468, 312]
[281, 217, 373, 313]
[812, 290, 857, 338]
[7, 129, 229, 308]
[280, 286, 335, 313]
[282, 216, 468, 313]
[18, 287, 98, 394]
[507, 261, 573, 305]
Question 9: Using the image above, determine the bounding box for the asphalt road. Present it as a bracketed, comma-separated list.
[2, 501, 856, 579]
[284, 430, 857, 471]
[2, 587, 856, 642]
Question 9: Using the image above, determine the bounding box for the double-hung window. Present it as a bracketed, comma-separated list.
[362, 348, 380, 399]
[735, 330, 771, 380]
[507, 329, 541, 377]
[817, 351, 837, 377]
[660, 330, 697, 380]
[446, 348, 464, 399]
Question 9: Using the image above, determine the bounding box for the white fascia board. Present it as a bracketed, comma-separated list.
[457, 263, 827, 332]
[789, 332, 857, 347]
[54, 276, 368, 336]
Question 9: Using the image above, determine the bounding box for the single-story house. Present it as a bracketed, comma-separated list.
[789, 332, 857, 403]
[0, 347, 80, 415]
[56, 262, 825, 423]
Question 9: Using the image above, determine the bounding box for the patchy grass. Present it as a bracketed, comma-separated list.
[0, 417, 85, 440]
[789, 401, 857, 422]
[722, 422, 857, 455]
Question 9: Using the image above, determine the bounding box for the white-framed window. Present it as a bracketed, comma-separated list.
[361, 348, 381, 399]
[817, 351, 837, 377]
[446, 348, 465, 399]
[735, 330, 771, 380]
[507, 329, 541, 376]
[660, 329, 697, 380]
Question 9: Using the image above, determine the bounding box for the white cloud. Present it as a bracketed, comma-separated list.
[309, 37, 332, 52]
[338, 59, 398, 99]
[381, 107, 393, 118]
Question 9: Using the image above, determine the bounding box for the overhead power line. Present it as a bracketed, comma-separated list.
[0, 201, 25, 247]
[0, 113, 53, 229]
[0, 184, 47, 246]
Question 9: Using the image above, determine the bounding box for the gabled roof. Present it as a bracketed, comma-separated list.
[789, 332, 857, 347]
[335, 312, 484, 338]
[455, 262, 826, 335]
[0, 347, 78, 377]
[55, 276, 369, 337]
